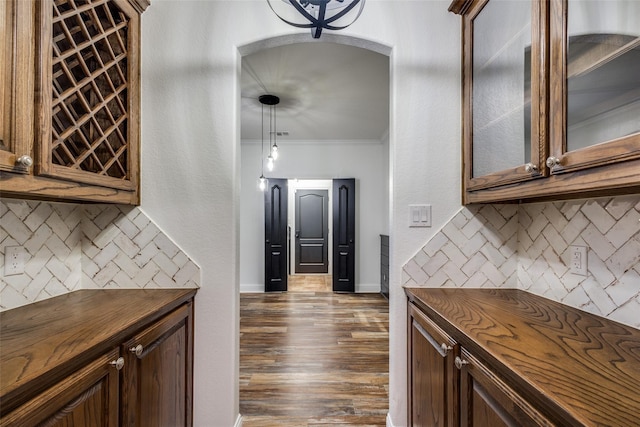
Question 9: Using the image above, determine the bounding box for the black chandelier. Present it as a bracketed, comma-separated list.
[266, 0, 365, 39]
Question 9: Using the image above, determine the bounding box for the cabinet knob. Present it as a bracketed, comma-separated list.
[524, 163, 538, 173]
[454, 356, 469, 370]
[546, 156, 561, 168]
[440, 343, 453, 354]
[129, 344, 144, 357]
[16, 155, 33, 168]
[109, 357, 125, 371]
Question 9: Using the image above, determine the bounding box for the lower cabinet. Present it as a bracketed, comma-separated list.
[406, 288, 640, 426]
[121, 303, 193, 427]
[457, 348, 552, 427]
[1, 349, 121, 427]
[409, 300, 551, 427]
[0, 290, 195, 427]
[408, 304, 458, 427]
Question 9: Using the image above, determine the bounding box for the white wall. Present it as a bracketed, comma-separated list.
[240, 141, 388, 293]
[141, 2, 461, 426]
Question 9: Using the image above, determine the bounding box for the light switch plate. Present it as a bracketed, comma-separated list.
[409, 204, 431, 228]
[4, 246, 25, 276]
[569, 245, 587, 276]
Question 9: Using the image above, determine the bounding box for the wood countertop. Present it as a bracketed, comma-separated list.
[405, 287, 640, 427]
[0, 288, 197, 415]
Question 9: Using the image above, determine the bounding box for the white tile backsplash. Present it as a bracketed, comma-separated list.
[403, 195, 640, 329]
[1, 199, 200, 311]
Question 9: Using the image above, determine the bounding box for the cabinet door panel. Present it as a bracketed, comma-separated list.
[0, 0, 34, 174]
[549, 0, 640, 174]
[408, 304, 458, 427]
[35, 0, 140, 191]
[463, 0, 549, 193]
[458, 349, 553, 427]
[0, 348, 120, 427]
[121, 303, 194, 427]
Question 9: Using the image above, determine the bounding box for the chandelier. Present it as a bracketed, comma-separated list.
[266, 0, 366, 39]
[258, 94, 280, 191]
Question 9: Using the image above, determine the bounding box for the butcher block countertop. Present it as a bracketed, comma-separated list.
[405, 287, 640, 427]
[0, 288, 197, 415]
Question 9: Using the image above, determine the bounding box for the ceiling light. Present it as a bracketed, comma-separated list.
[266, 0, 366, 39]
[258, 94, 280, 190]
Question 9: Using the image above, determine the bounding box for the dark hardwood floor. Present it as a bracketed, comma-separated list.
[240, 288, 389, 426]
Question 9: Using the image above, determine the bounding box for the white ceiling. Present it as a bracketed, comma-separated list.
[240, 42, 390, 142]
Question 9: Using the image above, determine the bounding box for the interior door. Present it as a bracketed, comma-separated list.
[332, 178, 355, 292]
[295, 189, 329, 273]
[265, 178, 288, 292]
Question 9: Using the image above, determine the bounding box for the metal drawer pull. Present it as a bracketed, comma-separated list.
[440, 343, 453, 354]
[524, 163, 538, 173]
[109, 357, 125, 370]
[130, 344, 144, 357]
[455, 356, 469, 370]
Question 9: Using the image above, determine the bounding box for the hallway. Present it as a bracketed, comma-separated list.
[240, 283, 389, 426]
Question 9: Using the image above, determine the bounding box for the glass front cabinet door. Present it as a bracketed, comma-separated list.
[450, 0, 640, 204]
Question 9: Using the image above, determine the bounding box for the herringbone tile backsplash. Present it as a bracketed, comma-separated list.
[403, 195, 640, 329]
[1, 199, 200, 311]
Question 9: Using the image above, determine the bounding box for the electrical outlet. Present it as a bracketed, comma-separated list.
[4, 246, 26, 276]
[569, 245, 587, 276]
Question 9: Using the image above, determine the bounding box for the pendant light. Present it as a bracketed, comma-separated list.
[266, 0, 365, 39]
[260, 94, 280, 174]
[258, 99, 267, 191]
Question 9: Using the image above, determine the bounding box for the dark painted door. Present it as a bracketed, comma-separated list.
[265, 179, 288, 292]
[295, 189, 329, 273]
[332, 179, 355, 292]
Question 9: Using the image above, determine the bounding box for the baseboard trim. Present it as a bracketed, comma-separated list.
[240, 284, 263, 293]
[234, 414, 243, 427]
[386, 412, 394, 427]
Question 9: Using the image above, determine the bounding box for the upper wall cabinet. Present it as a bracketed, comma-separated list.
[450, 0, 640, 204]
[0, 0, 149, 205]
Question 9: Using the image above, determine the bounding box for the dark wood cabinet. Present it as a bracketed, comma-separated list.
[450, 0, 640, 204]
[121, 302, 194, 427]
[408, 303, 458, 427]
[380, 234, 389, 299]
[457, 348, 552, 427]
[0, 289, 196, 427]
[1, 348, 121, 427]
[406, 288, 640, 427]
[0, 0, 149, 204]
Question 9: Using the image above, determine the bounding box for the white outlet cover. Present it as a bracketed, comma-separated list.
[4, 246, 25, 276]
[569, 245, 587, 276]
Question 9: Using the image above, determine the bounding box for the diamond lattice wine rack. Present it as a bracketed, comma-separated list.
[37, 0, 141, 192]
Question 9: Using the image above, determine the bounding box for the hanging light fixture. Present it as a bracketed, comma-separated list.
[258, 94, 280, 190]
[258, 100, 267, 191]
[266, 0, 365, 39]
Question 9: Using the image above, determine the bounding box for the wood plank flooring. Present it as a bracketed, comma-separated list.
[240, 290, 389, 426]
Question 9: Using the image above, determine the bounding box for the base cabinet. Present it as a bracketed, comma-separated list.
[406, 288, 640, 427]
[0, 290, 196, 427]
[408, 304, 458, 427]
[121, 303, 193, 427]
[1, 349, 120, 427]
[458, 349, 552, 427]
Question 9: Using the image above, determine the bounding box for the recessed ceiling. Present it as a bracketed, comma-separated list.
[241, 42, 390, 142]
